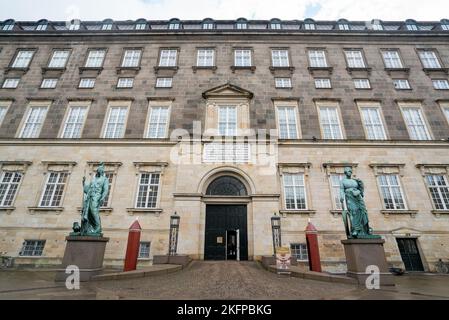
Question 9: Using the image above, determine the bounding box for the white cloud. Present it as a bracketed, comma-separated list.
[0, 0, 447, 21]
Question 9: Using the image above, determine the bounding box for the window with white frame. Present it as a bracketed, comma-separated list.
[442, 24, 449, 31]
[418, 51, 442, 69]
[103, 106, 128, 139]
[121, 49, 142, 68]
[101, 172, 114, 207]
[433, 79, 449, 90]
[117, 78, 134, 88]
[271, 22, 282, 30]
[79, 78, 96, 89]
[304, 23, 315, 30]
[345, 50, 366, 68]
[372, 22, 383, 30]
[48, 50, 70, 68]
[318, 106, 343, 139]
[315, 78, 332, 89]
[135, 22, 146, 30]
[2, 78, 20, 89]
[359, 106, 387, 140]
[0, 171, 23, 207]
[234, 49, 252, 67]
[283, 173, 307, 210]
[39, 172, 69, 207]
[169, 22, 180, 30]
[2, 22, 14, 31]
[378, 175, 406, 210]
[36, 23, 47, 31]
[271, 49, 290, 67]
[236, 22, 247, 29]
[68, 21, 80, 31]
[19, 240, 45, 257]
[406, 24, 418, 31]
[338, 23, 350, 30]
[19, 105, 48, 138]
[393, 79, 411, 90]
[277, 106, 298, 139]
[61, 105, 88, 139]
[146, 106, 170, 138]
[401, 106, 431, 140]
[156, 77, 173, 88]
[102, 23, 113, 30]
[139, 242, 151, 259]
[136, 173, 160, 208]
[0, 104, 8, 125]
[218, 106, 237, 136]
[85, 50, 106, 68]
[382, 50, 404, 69]
[40, 78, 58, 89]
[425, 175, 449, 210]
[330, 174, 346, 210]
[443, 106, 449, 124]
[197, 49, 215, 67]
[308, 50, 328, 68]
[11, 50, 34, 68]
[159, 49, 177, 67]
[275, 78, 292, 88]
[354, 79, 371, 89]
[290, 243, 308, 261]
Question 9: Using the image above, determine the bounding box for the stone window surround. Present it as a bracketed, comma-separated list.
[58, 99, 92, 138]
[355, 100, 390, 140]
[231, 47, 256, 73]
[6, 48, 37, 74]
[314, 99, 346, 140]
[44, 48, 72, 71]
[416, 164, 449, 217]
[269, 47, 295, 74]
[0, 161, 32, 214]
[273, 99, 302, 140]
[80, 48, 108, 74]
[28, 161, 77, 215]
[415, 48, 448, 74]
[343, 48, 372, 73]
[100, 99, 132, 139]
[117, 47, 144, 73]
[438, 101, 449, 126]
[15, 99, 53, 139]
[307, 47, 333, 75]
[143, 99, 173, 139]
[0, 99, 13, 127]
[193, 47, 217, 73]
[154, 47, 180, 74]
[380, 48, 409, 74]
[397, 101, 434, 141]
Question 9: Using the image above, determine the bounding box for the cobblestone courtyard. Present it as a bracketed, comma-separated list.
[1, 261, 448, 300]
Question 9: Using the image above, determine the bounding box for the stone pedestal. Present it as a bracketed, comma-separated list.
[55, 236, 109, 282]
[153, 255, 192, 268]
[341, 239, 395, 287]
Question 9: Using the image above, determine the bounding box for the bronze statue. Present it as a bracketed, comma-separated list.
[340, 167, 380, 239]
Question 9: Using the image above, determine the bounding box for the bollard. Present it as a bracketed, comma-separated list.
[124, 218, 142, 272]
[305, 221, 322, 273]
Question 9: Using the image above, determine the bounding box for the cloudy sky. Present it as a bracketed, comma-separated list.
[0, 0, 448, 21]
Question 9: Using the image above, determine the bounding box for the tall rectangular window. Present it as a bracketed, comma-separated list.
[443, 106, 449, 124]
[425, 175, 449, 210]
[318, 106, 343, 139]
[345, 50, 366, 68]
[11, 50, 34, 68]
[101, 172, 114, 207]
[39, 172, 69, 207]
[401, 107, 431, 140]
[61, 106, 88, 139]
[271, 49, 290, 67]
[197, 49, 215, 67]
[359, 106, 387, 140]
[103, 106, 128, 139]
[218, 106, 237, 136]
[147, 106, 170, 139]
[48, 50, 70, 68]
[382, 50, 403, 69]
[290, 244, 309, 261]
[283, 174, 307, 210]
[19, 240, 45, 257]
[136, 173, 160, 208]
[277, 106, 298, 139]
[418, 51, 442, 69]
[0, 171, 22, 207]
[19, 106, 48, 138]
[308, 50, 327, 68]
[159, 49, 177, 67]
[378, 175, 406, 210]
[0, 105, 8, 125]
[121, 49, 142, 68]
[85, 50, 106, 68]
[234, 49, 252, 67]
[330, 174, 345, 210]
[139, 242, 151, 259]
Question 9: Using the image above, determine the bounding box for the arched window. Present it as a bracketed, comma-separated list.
[236, 18, 248, 30]
[338, 19, 350, 30]
[202, 18, 215, 30]
[405, 19, 418, 31]
[102, 19, 113, 30]
[441, 19, 449, 31]
[270, 19, 282, 30]
[2, 19, 15, 31]
[206, 176, 248, 196]
[36, 20, 48, 31]
[169, 18, 181, 30]
[135, 19, 147, 30]
[304, 18, 315, 30]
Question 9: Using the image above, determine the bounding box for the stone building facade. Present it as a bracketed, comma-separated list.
[0, 17, 448, 272]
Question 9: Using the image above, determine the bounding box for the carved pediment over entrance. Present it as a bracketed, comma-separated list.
[391, 227, 422, 237]
[202, 83, 254, 100]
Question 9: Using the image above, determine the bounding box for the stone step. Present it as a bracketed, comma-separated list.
[91, 264, 183, 281]
[266, 265, 357, 285]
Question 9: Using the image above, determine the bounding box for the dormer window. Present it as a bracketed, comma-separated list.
[135, 19, 146, 30]
[2, 20, 15, 31]
[406, 20, 418, 31]
[202, 19, 215, 30]
[372, 20, 383, 30]
[304, 19, 315, 30]
[338, 20, 350, 30]
[441, 19, 449, 30]
[270, 19, 282, 30]
[36, 21, 48, 31]
[68, 20, 80, 31]
[169, 19, 181, 30]
[236, 19, 248, 30]
[102, 20, 113, 30]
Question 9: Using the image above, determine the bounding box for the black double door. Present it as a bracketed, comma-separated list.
[204, 205, 248, 261]
[397, 238, 425, 272]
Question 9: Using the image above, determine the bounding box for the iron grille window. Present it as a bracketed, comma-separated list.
[360, 107, 387, 140]
[40, 172, 69, 207]
[136, 173, 160, 209]
[20, 106, 48, 138]
[20, 240, 46, 257]
[139, 242, 151, 259]
[283, 173, 307, 210]
[425, 175, 449, 210]
[277, 106, 298, 139]
[0, 171, 22, 207]
[147, 106, 169, 139]
[62, 106, 88, 139]
[378, 175, 406, 210]
[290, 243, 308, 261]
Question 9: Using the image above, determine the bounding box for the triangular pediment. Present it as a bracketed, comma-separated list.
[202, 83, 254, 99]
[391, 227, 422, 235]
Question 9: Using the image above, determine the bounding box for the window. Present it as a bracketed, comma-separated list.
[304, 20, 315, 30]
[234, 49, 252, 67]
[433, 79, 449, 90]
[19, 106, 48, 138]
[61, 105, 88, 139]
[406, 24, 418, 31]
[48, 50, 70, 68]
[290, 244, 308, 261]
[442, 106, 449, 124]
[139, 242, 151, 259]
[277, 106, 298, 139]
[338, 23, 350, 30]
[378, 175, 406, 210]
[308, 50, 328, 68]
[372, 21, 383, 30]
[271, 49, 290, 67]
[79, 78, 96, 89]
[354, 79, 371, 89]
[314, 78, 332, 89]
[318, 106, 343, 139]
[69, 21, 80, 31]
[275, 78, 292, 88]
[236, 21, 247, 29]
[103, 106, 128, 139]
[159, 49, 177, 67]
[271, 22, 282, 30]
[203, 20, 214, 29]
[102, 23, 113, 30]
[382, 50, 404, 69]
[442, 24, 449, 31]
[401, 106, 431, 140]
[19, 240, 45, 257]
[425, 175, 449, 210]
[136, 22, 146, 30]
[146, 106, 170, 138]
[0, 104, 8, 125]
[2, 78, 20, 89]
[197, 49, 215, 67]
[0, 171, 22, 207]
[39, 172, 69, 207]
[418, 51, 442, 69]
[359, 106, 387, 140]
[121, 49, 142, 68]
[136, 173, 160, 208]
[36, 23, 48, 31]
[283, 173, 307, 210]
[117, 78, 134, 88]
[2, 21, 14, 31]
[393, 79, 411, 90]
[345, 50, 366, 68]
[85, 50, 106, 68]
[40, 78, 58, 89]
[156, 77, 173, 88]
[218, 106, 237, 136]
[169, 22, 180, 30]
[330, 174, 345, 210]
[11, 50, 34, 68]
[101, 172, 114, 207]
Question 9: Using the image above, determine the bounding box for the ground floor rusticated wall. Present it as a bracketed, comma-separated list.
[0, 140, 448, 273]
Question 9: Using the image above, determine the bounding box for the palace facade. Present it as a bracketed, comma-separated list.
[0, 17, 449, 272]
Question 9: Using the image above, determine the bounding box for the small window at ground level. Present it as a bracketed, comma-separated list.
[139, 242, 151, 259]
[20, 240, 46, 256]
[290, 243, 308, 261]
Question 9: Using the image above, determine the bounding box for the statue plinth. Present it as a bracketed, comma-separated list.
[55, 236, 109, 282]
[341, 238, 395, 287]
